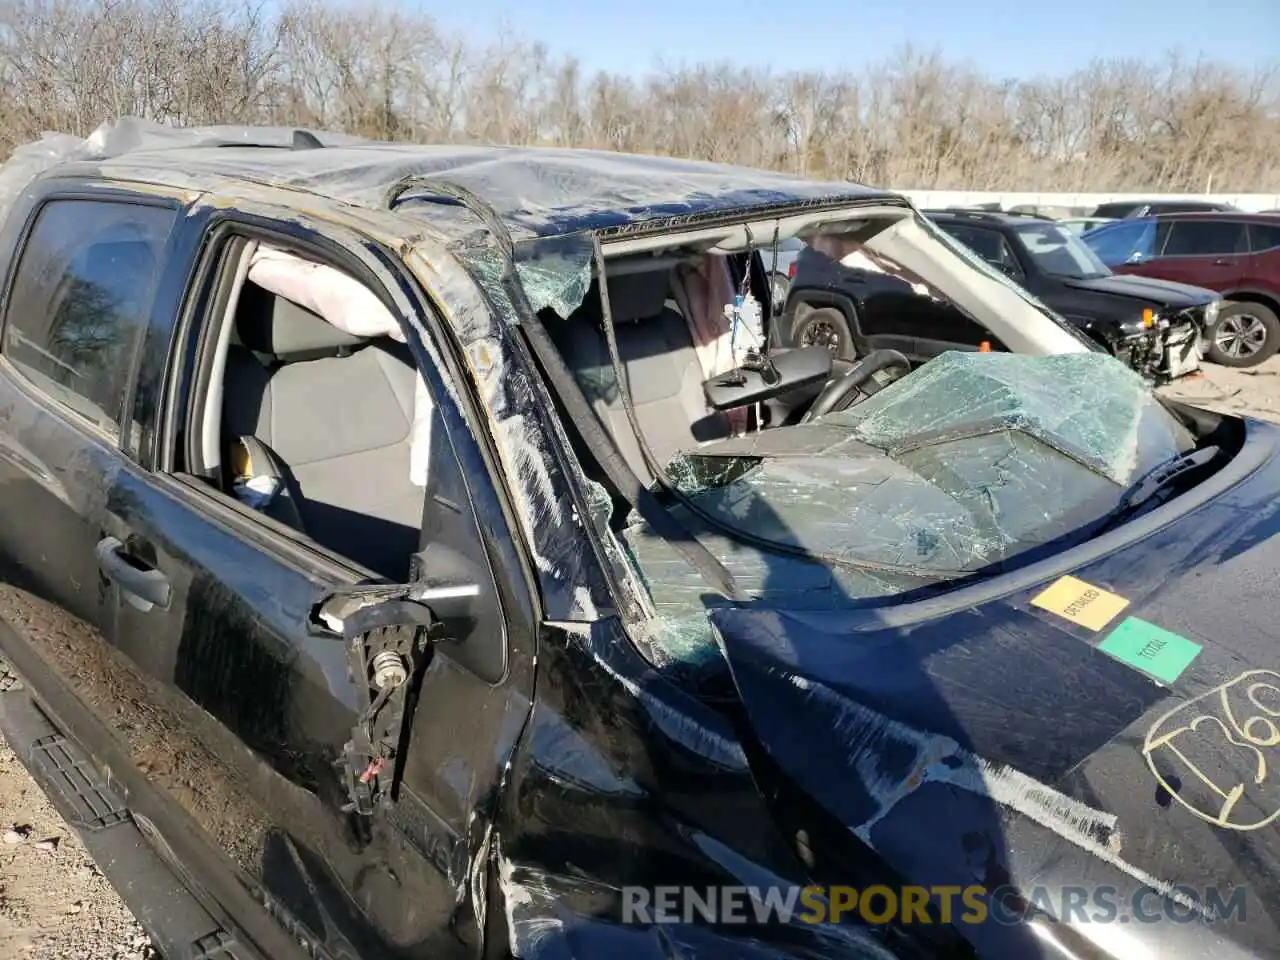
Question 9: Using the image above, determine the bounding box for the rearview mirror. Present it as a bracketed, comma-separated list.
[702, 345, 833, 411]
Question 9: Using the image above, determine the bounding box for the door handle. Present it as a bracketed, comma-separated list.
[1212, 258, 1237, 266]
[95, 536, 170, 612]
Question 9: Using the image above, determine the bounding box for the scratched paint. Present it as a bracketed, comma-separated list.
[789, 669, 1213, 917]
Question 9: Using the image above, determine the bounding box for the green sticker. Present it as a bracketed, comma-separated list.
[1097, 617, 1202, 684]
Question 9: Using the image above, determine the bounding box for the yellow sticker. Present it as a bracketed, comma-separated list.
[1030, 575, 1129, 631]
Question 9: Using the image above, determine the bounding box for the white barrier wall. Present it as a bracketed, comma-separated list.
[895, 190, 1280, 213]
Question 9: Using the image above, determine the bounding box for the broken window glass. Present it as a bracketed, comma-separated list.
[825, 351, 1190, 485]
[513, 235, 594, 319]
[623, 351, 1195, 667]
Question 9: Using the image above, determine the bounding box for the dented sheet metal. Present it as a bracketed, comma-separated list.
[707, 596, 1277, 957]
[492, 620, 900, 959]
[0, 117, 363, 216]
[624, 352, 1194, 667]
[18, 118, 892, 244]
[407, 237, 637, 622]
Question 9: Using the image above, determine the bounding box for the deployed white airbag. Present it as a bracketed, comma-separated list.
[247, 246, 434, 486]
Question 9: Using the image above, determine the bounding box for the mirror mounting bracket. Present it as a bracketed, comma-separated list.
[316, 582, 479, 819]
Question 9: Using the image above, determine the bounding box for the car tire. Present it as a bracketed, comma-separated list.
[1206, 302, 1280, 368]
[792, 306, 854, 359]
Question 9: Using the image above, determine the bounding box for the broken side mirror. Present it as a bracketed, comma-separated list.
[314, 580, 481, 638]
[313, 561, 483, 820]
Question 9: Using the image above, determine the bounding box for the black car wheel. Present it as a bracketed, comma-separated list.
[793, 306, 854, 359]
[1206, 302, 1280, 368]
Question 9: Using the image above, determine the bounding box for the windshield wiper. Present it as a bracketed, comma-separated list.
[1094, 445, 1221, 535]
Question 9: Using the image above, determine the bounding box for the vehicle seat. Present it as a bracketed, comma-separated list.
[549, 268, 730, 483]
[222, 281, 423, 580]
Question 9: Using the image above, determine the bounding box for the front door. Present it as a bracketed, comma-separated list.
[67, 200, 536, 957]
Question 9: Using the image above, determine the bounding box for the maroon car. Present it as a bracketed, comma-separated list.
[1084, 212, 1280, 367]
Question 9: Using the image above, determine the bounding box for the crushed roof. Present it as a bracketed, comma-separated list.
[38, 119, 897, 240]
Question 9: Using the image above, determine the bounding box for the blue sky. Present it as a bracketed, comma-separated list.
[426, 0, 1279, 79]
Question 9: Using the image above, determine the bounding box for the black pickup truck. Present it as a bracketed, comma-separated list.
[2, 119, 1279, 960]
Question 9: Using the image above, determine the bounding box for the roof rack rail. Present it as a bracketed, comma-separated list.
[927, 208, 1055, 222]
[211, 129, 327, 151]
[925, 208, 1003, 219]
[292, 130, 324, 150]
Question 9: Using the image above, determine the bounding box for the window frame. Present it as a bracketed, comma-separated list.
[1156, 218, 1249, 259]
[937, 223, 1025, 280]
[0, 188, 182, 447]
[154, 214, 430, 573]
[127, 200, 526, 684]
[1247, 221, 1280, 254]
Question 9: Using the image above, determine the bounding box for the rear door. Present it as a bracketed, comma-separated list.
[0, 187, 318, 956]
[0, 190, 179, 624]
[1244, 220, 1280, 292]
[1139, 218, 1248, 292]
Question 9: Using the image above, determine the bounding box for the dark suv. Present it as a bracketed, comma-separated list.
[780, 210, 1217, 381]
[1084, 212, 1280, 367]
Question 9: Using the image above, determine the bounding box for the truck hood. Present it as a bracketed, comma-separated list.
[1062, 273, 1219, 308]
[710, 419, 1280, 959]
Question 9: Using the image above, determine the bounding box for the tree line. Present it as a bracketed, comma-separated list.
[0, 0, 1277, 192]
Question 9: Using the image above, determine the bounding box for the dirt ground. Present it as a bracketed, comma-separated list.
[0, 354, 1277, 959]
[0, 740, 156, 959]
[1158, 353, 1280, 420]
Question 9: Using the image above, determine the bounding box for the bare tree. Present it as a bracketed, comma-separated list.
[0, 0, 1275, 190]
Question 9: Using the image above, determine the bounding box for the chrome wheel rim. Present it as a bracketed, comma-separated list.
[800, 317, 842, 354]
[770, 275, 789, 308]
[1215, 313, 1268, 359]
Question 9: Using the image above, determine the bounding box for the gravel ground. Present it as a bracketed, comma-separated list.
[1157, 353, 1280, 419]
[0, 353, 1277, 959]
[0, 737, 156, 959]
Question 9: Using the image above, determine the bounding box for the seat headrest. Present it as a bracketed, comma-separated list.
[237, 283, 366, 358]
[603, 270, 672, 324]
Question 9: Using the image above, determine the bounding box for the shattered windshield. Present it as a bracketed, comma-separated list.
[451, 212, 1194, 675]
[620, 352, 1194, 668]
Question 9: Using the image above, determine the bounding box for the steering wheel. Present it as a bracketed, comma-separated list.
[801, 349, 912, 422]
